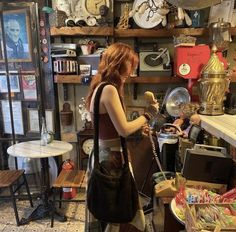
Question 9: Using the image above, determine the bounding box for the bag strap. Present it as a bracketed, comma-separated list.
[93, 82, 129, 167]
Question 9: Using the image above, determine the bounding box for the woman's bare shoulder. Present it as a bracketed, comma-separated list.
[102, 84, 118, 96]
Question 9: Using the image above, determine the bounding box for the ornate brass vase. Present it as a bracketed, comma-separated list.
[198, 46, 229, 115]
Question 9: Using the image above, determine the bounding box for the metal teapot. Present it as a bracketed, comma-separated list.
[157, 123, 182, 150]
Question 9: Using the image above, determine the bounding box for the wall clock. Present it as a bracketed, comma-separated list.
[77, 126, 94, 170]
[82, 0, 110, 17]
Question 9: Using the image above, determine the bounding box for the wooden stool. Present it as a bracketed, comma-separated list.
[51, 169, 85, 227]
[0, 169, 33, 226]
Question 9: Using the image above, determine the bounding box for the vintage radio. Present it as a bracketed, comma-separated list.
[139, 49, 172, 77]
[182, 146, 233, 184]
[174, 45, 211, 79]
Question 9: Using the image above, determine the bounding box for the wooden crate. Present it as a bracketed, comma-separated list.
[185, 203, 236, 232]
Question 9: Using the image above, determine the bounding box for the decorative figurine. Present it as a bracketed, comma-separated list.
[96, 5, 111, 26]
[116, 3, 131, 29]
[77, 97, 92, 128]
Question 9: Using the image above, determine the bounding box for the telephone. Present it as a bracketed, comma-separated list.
[155, 179, 177, 197]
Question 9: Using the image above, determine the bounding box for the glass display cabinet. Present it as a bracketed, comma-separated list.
[0, 2, 55, 175]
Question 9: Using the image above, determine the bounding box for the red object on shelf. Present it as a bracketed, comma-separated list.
[62, 159, 77, 199]
[174, 45, 211, 80]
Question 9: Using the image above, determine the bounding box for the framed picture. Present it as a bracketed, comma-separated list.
[22, 74, 37, 100]
[126, 106, 145, 121]
[0, 22, 4, 61]
[79, 64, 91, 76]
[27, 108, 40, 132]
[27, 109, 54, 133]
[45, 110, 54, 132]
[208, 0, 234, 25]
[2, 9, 32, 62]
[0, 71, 20, 93]
[1, 100, 24, 135]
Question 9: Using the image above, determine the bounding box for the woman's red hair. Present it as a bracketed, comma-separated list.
[86, 42, 138, 110]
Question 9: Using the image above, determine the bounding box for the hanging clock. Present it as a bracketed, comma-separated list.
[77, 124, 94, 170]
[82, 0, 110, 16]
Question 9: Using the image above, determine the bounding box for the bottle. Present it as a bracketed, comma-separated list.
[40, 117, 48, 146]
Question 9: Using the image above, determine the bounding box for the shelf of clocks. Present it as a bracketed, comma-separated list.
[54, 74, 186, 84]
[50, 27, 236, 38]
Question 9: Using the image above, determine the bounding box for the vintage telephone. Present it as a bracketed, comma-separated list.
[144, 91, 178, 197]
[155, 179, 177, 197]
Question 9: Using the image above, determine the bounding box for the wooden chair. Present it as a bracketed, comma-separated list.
[51, 169, 86, 227]
[0, 169, 33, 226]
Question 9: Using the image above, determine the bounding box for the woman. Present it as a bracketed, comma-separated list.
[85, 42, 157, 232]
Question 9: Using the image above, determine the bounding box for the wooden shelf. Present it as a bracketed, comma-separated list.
[50, 27, 236, 38]
[54, 75, 82, 83]
[126, 76, 185, 84]
[50, 26, 113, 36]
[115, 28, 209, 38]
[54, 74, 185, 84]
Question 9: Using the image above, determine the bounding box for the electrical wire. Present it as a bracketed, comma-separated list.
[148, 127, 167, 180]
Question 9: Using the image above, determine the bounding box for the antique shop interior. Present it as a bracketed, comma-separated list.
[0, 0, 236, 231]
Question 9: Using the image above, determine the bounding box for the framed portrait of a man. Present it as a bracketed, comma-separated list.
[3, 9, 32, 62]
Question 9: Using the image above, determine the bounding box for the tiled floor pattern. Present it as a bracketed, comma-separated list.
[0, 192, 86, 232]
[0, 191, 154, 232]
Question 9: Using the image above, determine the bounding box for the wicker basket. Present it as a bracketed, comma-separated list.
[49, 9, 67, 28]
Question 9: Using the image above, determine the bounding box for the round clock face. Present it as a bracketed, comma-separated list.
[83, 0, 110, 16]
[82, 139, 94, 155]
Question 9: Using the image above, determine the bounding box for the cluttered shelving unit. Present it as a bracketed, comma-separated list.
[51, 26, 236, 84]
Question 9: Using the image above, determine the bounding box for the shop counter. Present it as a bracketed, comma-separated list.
[200, 114, 236, 147]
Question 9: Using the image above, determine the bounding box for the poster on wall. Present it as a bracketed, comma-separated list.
[1, 100, 24, 135]
[22, 74, 37, 100]
[27, 108, 39, 132]
[45, 110, 54, 132]
[0, 72, 20, 93]
[27, 108, 54, 133]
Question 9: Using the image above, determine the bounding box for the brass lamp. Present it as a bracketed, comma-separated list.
[198, 45, 229, 115]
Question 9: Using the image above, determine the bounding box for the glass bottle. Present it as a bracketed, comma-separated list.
[40, 117, 48, 146]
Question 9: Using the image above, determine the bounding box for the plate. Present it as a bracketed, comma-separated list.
[132, 0, 163, 29]
[8, 156, 58, 188]
[170, 198, 185, 225]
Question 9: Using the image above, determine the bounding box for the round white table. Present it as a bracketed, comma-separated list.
[7, 140, 73, 224]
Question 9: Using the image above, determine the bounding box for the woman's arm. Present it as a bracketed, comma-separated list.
[101, 85, 147, 137]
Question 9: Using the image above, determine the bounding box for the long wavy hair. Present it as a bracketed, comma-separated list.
[86, 42, 138, 110]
